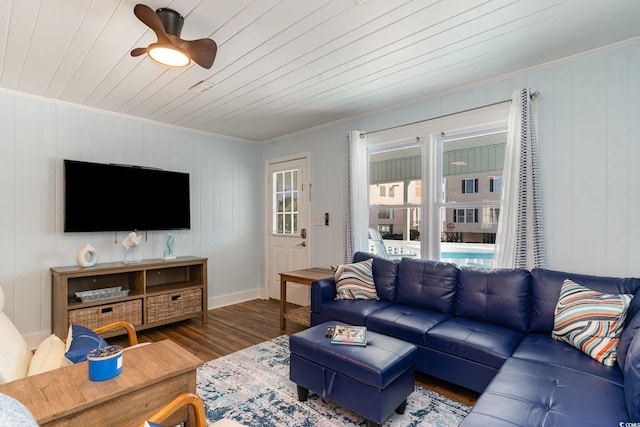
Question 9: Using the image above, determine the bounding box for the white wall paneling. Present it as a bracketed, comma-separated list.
[0, 91, 262, 345]
[263, 39, 640, 278]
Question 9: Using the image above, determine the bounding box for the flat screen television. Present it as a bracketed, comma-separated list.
[64, 159, 191, 232]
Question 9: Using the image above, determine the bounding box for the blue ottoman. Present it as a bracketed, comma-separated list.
[289, 322, 417, 427]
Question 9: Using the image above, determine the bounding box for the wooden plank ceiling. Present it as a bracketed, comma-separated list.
[1, 0, 639, 142]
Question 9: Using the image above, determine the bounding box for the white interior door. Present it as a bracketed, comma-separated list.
[266, 156, 310, 304]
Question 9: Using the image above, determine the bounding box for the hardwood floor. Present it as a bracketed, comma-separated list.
[112, 298, 478, 406]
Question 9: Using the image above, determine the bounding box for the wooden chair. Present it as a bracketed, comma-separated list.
[141, 393, 207, 427]
[0, 286, 138, 384]
[368, 228, 416, 259]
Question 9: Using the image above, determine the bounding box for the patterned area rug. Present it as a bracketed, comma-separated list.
[197, 335, 471, 426]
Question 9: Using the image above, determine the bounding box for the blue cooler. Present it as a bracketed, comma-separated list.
[87, 345, 124, 381]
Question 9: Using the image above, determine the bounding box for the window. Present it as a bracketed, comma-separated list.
[273, 169, 299, 234]
[489, 207, 500, 224]
[368, 146, 421, 245]
[379, 224, 392, 234]
[378, 209, 393, 219]
[490, 176, 502, 193]
[462, 178, 479, 194]
[379, 185, 386, 197]
[363, 102, 509, 260]
[453, 208, 479, 223]
[438, 130, 506, 254]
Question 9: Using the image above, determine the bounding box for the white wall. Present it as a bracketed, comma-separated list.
[263, 40, 640, 278]
[0, 91, 264, 344]
[4, 38, 640, 345]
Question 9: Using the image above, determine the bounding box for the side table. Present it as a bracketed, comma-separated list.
[279, 267, 333, 329]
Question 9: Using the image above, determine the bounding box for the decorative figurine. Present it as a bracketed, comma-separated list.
[122, 232, 142, 249]
[76, 243, 98, 267]
[122, 232, 142, 263]
[163, 232, 176, 260]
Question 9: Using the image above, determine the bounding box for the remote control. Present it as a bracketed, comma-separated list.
[325, 325, 335, 338]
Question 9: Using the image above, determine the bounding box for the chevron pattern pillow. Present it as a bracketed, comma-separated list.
[552, 279, 634, 366]
[332, 258, 378, 300]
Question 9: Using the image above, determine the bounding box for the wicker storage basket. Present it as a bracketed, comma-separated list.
[68, 299, 143, 329]
[146, 288, 202, 323]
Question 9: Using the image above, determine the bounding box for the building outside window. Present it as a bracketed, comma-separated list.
[490, 176, 502, 193]
[378, 208, 393, 219]
[489, 207, 500, 224]
[462, 178, 479, 193]
[453, 208, 478, 223]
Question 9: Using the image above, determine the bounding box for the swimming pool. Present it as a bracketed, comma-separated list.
[440, 251, 494, 260]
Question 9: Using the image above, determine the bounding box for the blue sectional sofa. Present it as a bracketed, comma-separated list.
[310, 252, 640, 426]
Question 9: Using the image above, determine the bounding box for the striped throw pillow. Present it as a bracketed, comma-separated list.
[332, 258, 378, 300]
[552, 279, 634, 366]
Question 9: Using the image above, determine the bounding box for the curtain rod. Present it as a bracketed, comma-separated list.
[363, 90, 540, 137]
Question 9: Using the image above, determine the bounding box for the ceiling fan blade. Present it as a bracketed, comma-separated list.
[130, 47, 148, 57]
[133, 4, 171, 44]
[180, 38, 218, 69]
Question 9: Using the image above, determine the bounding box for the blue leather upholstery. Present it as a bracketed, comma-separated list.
[456, 267, 530, 333]
[418, 346, 499, 392]
[513, 333, 624, 386]
[396, 258, 458, 313]
[619, 312, 640, 371]
[624, 329, 640, 420]
[313, 299, 392, 326]
[427, 317, 524, 369]
[289, 322, 417, 425]
[460, 358, 630, 427]
[353, 251, 399, 302]
[310, 252, 640, 425]
[366, 305, 449, 345]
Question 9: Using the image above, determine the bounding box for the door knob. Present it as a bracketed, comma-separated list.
[297, 242, 306, 247]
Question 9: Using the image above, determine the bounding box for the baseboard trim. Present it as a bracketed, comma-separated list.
[207, 288, 266, 310]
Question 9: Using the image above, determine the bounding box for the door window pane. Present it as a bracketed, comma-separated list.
[273, 169, 299, 235]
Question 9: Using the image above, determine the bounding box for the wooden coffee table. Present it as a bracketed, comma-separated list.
[279, 267, 333, 329]
[0, 339, 203, 427]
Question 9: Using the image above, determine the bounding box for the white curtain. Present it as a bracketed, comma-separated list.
[344, 131, 368, 263]
[494, 89, 546, 269]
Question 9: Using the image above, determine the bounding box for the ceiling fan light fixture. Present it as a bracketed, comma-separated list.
[148, 43, 190, 67]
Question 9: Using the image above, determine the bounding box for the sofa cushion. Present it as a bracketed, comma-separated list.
[624, 325, 640, 420]
[618, 311, 640, 371]
[455, 267, 530, 333]
[530, 268, 640, 334]
[27, 334, 70, 376]
[396, 258, 458, 314]
[461, 357, 630, 427]
[353, 252, 399, 302]
[316, 299, 392, 326]
[426, 317, 524, 369]
[512, 333, 624, 386]
[366, 305, 449, 346]
[332, 258, 377, 300]
[552, 279, 633, 367]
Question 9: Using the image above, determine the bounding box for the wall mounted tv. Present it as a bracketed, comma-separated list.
[64, 159, 191, 232]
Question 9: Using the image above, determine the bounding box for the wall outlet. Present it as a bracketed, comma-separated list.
[314, 215, 324, 226]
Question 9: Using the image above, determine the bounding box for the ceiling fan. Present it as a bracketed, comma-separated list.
[130, 4, 217, 69]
